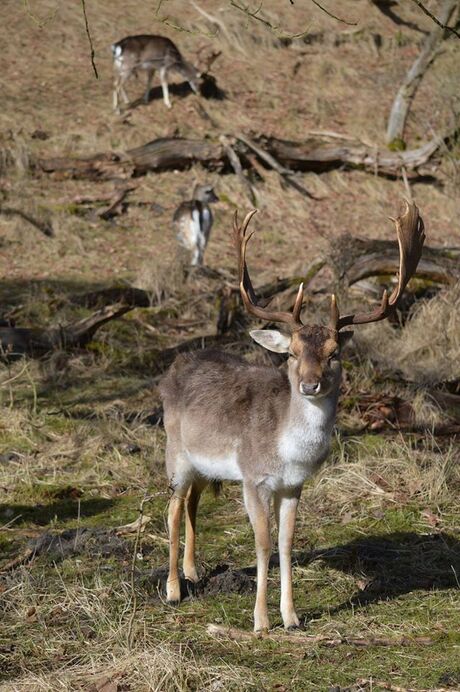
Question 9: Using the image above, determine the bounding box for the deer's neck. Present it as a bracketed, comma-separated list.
[287, 386, 337, 442]
[276, 384, 338, 478]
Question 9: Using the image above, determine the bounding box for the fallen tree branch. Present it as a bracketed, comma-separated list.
[38, 128, 457, 180]
[236, 132, 318, 199]
[0, 304, 133, 358]
[0, 547, 34, 574]
[0, 205, 54, 237]
[206, 623, 434, 647]
[219, 134, 257, 204]
[97, 186, 136, 220]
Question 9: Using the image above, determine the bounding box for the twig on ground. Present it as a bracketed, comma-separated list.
[0, 205, 54, 237]
[126, 491, 169, 649]
[355, 679, 454, 692]
[0, 548, 34, 574]
[127, 495, 149, 650]
[206, 623, 435, 647]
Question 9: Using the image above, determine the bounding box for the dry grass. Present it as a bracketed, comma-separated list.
[355, 282, 460, 384]
[1, 2, 460, 690]
[312, 433, 459, 512]
[1, 568, 254, 691]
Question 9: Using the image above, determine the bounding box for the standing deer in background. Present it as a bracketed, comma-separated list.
[160, 202, 425, 631]
[112, 35, 201, 113]
[173, 183, 218, 266]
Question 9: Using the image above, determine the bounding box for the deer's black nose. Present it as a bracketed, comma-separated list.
[300, 382, 321, 396]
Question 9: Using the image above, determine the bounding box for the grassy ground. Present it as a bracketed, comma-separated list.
[1, 1, 460, 690]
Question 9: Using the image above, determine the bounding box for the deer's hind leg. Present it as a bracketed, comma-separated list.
[183, 479, 207, 583]
[166, 483, 189, 603]
[144, 68, 154, 104]
[166, 444, 193, 603]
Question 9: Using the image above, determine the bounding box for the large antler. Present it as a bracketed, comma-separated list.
[330, 200, 425, 331]
[233, 210, 304, 329]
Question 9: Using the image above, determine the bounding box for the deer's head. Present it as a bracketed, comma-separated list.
[234, 203, 425, 400]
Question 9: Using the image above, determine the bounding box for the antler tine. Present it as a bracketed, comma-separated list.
[329, 294, 339, 332]
[387, 199, 425, 307]
[233, 209, 258, 305]
[233, 209, 304, 329]
[334, 201, 425, 331]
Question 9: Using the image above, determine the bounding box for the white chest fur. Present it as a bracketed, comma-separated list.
[275, 396, 335, 489]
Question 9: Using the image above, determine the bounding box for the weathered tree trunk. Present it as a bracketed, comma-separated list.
[386, 0, 458, 146]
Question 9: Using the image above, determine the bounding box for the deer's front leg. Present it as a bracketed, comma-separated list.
[167, 489, 187, 603]
[243, 482, 271, 632]
[144, 69, 154, 104]
[274, 487, 301, 629]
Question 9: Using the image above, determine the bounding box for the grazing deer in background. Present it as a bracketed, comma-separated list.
[112, 35, 201, 113]
[160, 202, 425, 631]
[173, 183, 219, 266]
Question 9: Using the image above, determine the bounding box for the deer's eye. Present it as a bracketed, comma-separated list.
[328, 350, 339, 362]
[288, 351, 298, 359]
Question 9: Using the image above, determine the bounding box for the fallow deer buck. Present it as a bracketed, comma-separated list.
[160, 201, 425, 631]
[112, 35, 201, 113]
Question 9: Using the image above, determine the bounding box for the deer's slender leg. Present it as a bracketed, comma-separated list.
[183, 480, 207, 582]
[144, 69, 154, 104]
[166, 485, 189, 603]
[243, 482, 271, 632]
[274, 488, 301, 629]
[159, 66, 172, 109]
[113, 77, 121, 113]
[120, 79, 130, 104]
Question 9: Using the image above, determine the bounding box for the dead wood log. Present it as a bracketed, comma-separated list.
[38, 128, 457, 180]
[206, 623, 434, 647]
[386, 0, 459, 146]
[0, 304, 132, 358]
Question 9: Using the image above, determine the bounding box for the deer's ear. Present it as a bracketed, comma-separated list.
[250, 329, 291, 353]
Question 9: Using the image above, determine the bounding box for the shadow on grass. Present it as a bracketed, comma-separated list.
[0, 497, 115, 527]
[370, 0, 428, 34]
[133, 74, 226, 110]
[146, 531, 460, 609]
[295, 531, 460, 619]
